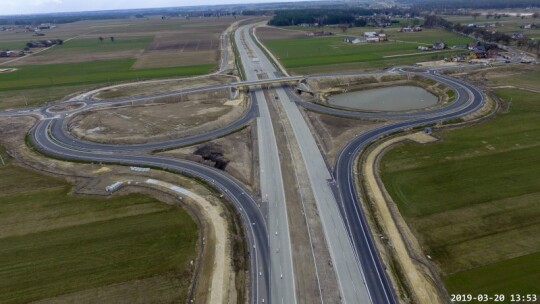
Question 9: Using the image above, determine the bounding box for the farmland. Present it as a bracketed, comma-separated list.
[380, 87, 540, 297]
[258, 26, 472, 74]
[0, 146, 198, 303]
[13, 36, 153, 65]
[0, 59, 213, 92]
[0, 59, 213, 110]
[0, 16, 242, 109]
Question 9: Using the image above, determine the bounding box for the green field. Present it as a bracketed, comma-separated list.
[261, 28, 471, 73]
[44, 36, 153, 54]
[380, 88, 540, 297]
[0, 59, 213, 94]
[0, 148, 198, 303]
[488, 70, 540, 89]
[0, 40, 28, 50]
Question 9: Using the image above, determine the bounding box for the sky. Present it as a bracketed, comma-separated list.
[1, 0, 306, 15]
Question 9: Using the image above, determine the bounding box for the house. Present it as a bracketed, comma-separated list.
[378, 33, 387, 41]
[522, 24, 532, 29]
[0, 51, 24, 58]
[367, 37, 380, 43]
[364, 31, 377, 38]
[468, 41, 481, 50]
[471, 48, 486, 58]
[511, 32, 524, 40]
[400, 26, 422, 32]
[38, 23, 55, 30]
[432, 40, 446, 50]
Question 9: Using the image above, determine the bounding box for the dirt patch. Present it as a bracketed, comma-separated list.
[257, 26, 307, 41]
[133, 49, 216, 69]
[132, 21, 225, 69]
[70, 89, 247, 144]
[11, 50, 142, 65]
[160, 124, 256, 191]
[147, 33, 218, 51]
[47, 102, 85, 113]
[303, 110, 385, 166]
[92, 74, 237, 100]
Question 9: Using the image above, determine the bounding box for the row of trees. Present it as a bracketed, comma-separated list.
[406, 0, 540, 10]
[517, 39, 540, 54]
[25, 39, 63, 48]
[424, 15, 512, 45]
[98, 36, 115, 42]
[268, 8, 416, 27]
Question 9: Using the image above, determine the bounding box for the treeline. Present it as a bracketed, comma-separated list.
[26, 39, 64, 48]
[424, 15, 512, 45]
[404, 0, 539, 10]
[0, 13, 131, 26]
[268, 8, 415, 27]
[0, 7, 244, 26]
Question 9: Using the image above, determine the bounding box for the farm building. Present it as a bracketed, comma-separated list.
[432, 40, 446, 50]
[400, 26, 422, 32]
[363, 31, 387, 43]
[343, 37, 364, 44]
[363, 31, 377, 38]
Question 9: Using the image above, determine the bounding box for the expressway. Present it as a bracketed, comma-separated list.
[0, 20, 489, 304]
[237, 24, 373, 304]
[235, 24, 297, 304]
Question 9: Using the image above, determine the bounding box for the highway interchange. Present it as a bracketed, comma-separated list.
[0, 21, 488, 304]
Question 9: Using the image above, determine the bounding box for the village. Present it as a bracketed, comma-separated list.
[0, 23, 61, 58]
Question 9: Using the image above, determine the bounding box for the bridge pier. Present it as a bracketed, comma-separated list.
[229, 87, 239, 99]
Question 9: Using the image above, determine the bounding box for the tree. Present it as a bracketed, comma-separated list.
[338, 24, 348, 33]
[533, 12, 539, 19]
[110, 36, 115, 42]
[98, 36, 104, 42]
[472, 12, 480, 20]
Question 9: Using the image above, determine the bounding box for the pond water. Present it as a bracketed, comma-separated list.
[327, 85, 438, 111]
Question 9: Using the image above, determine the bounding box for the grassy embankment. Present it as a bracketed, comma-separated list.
[0, 147, 198, 303]
[380, 87, 540, 297]
[261, 28, 472, 74]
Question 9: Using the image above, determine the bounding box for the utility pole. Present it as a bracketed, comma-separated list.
[24, 95, 28, 106]
[0, 154, 5, 166]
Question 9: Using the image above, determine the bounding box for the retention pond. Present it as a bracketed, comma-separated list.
[328, 85, 438, 111]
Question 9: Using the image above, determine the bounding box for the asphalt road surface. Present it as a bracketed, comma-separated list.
[235, 24, 297, 304]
